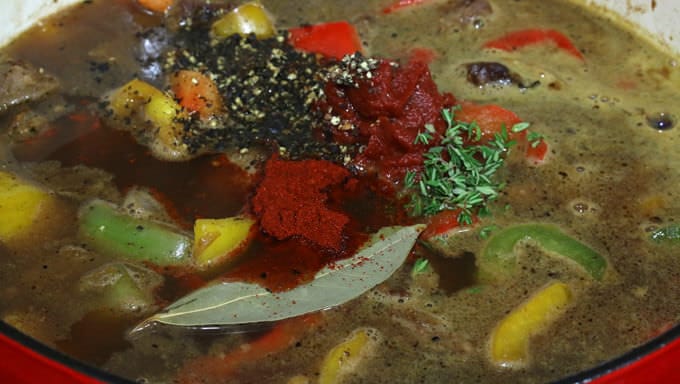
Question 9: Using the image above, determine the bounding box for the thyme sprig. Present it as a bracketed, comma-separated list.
[404, 106, 525, 225]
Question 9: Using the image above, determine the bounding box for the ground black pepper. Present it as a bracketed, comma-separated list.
[155, 11, 356, 161]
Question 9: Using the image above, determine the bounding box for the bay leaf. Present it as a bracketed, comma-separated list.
[132, 224, 425, 331]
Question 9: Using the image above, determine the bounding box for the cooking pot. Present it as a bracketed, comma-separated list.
[0, 1, 679, 383]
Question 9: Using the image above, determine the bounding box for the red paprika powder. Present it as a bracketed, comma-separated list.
[251, 155, 352, 251]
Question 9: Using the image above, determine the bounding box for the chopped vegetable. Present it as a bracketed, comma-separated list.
[479, 224, 607, 281]
[453, 102, 524, 144]
[483, 28, 584, 60]
[136, 0, 173, 13]
[78, 262, 163, 313]
[319, 328, 373, 384]
[169, 70, 223, 119]
[650, 225, 680, 243]
[193, 217, 255, 269]
[211, 2, 275, 40]
[382, 0, 431, 14]
[176, 314, 321, 384]
[121, 187, 175, 222]
[478, 225, 499, 239]
[79, 199, 192, 266]
[107, 78, 187, 158]
[525, 136, 548, 164]
[454, 104, 548, 164]
[0, 171, 52, 242]
[288, 21, 362, 59]
[405, 107, 520, 225]
[489, 281, 572, 367]
[411, 258, 430, 275]
[420, 209, 476, 238]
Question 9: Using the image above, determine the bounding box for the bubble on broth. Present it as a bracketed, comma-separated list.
[645, 112, 675, 131]
[569, 199, 599, 216]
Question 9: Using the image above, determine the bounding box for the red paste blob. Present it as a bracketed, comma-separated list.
[318, 54, 456, 194]
[251, 156, 352, 251]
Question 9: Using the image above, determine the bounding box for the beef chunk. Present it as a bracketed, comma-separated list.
[465, 61, 541, 90]
[465, 62, 517, 86]
[0, 60, 59, 114]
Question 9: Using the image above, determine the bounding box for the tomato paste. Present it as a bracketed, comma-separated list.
[318, 54, 456, 193]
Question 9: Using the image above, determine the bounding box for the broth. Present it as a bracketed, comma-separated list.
[0, 0, 678, 383]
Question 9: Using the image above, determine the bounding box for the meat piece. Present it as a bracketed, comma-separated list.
[5, 94, 72, 141]
[0, 60, 59, 114]
[438, 0, 493, 26]
[465, 61, 517, 86]
[465, 61, 542, 90]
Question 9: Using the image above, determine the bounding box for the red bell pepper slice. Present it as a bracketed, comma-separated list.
[483, 28, 584, 60]
[421, 209, 479, 238]
[454, 102, 549, 164]
[454, 102, 523, 143]
[177, 313, 322, 383]
[288, 21, 362, 59]
[525, 138, 548, 164]
[382, 0, 432, 14]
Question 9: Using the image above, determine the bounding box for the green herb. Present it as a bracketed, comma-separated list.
[466, 286, 484, 294]
[527, 131, 544, 148]
[404, 170, 417, 189]
[133, 225, 425, 330]
[411, 258, 430, 275]
[478, 225, 499, 239]
[414, 124, 436, 145]
[478, 206, 493, 217]
[405, 107, 521, 225]
[511, 122, 530, 133]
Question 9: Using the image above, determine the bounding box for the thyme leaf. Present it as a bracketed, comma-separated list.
[527, 131, 544, 148]
[478, 225, 500, 239]
[405, 107, 522, 224]
[511, 122, 531, 133]
[411, 258, 430, 276]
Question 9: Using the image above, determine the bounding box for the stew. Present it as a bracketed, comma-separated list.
[0, 0, 678, 383]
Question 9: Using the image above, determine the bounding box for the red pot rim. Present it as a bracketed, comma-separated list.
[2, 319, 680, 383]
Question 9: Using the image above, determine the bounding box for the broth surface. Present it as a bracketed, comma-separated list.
[0, 1, 679, 383]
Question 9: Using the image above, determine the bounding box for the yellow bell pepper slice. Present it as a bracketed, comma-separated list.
[193, 217, 255, 269]
[211, 2, 276, 40]
[489, 281, 572, 368]
[0, 171, 52, 242]
[108, 79, 185, 149]
[319, 328, 372, 384]
[108, 79, 164, 117]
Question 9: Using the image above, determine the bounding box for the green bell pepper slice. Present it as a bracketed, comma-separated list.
[479, 223, 607, 281]
[79, 199, 192, 266]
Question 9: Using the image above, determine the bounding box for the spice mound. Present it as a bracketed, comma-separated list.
[252, 156, 351, 251]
